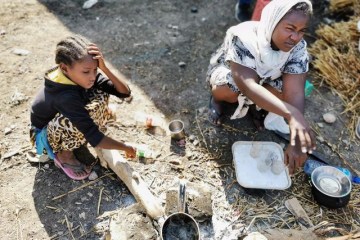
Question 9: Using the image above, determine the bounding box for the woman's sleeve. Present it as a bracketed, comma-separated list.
[224, 35, 256, 70]
[94, 73, 131, 98]
[283, 39, 309, 74]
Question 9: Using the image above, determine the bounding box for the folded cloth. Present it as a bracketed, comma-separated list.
[231, 95, 253, 120]
[34, 127, 55, 160]
[264, 112, 290, 134]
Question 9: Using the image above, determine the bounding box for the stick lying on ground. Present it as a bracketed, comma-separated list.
[95, 148, 165, 220]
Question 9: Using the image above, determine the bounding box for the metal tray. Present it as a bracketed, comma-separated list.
[232, 141, 291, 190]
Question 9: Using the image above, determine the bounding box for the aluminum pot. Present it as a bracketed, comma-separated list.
[311, 166, 352, 209]
[161, 180, 200, 240]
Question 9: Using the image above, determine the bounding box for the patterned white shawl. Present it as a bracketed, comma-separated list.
[228, 0, 312, 79]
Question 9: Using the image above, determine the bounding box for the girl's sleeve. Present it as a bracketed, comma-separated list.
[283, 39, 309, 74]
[94, 73, 131, 98]
[55, 92, 105, 147]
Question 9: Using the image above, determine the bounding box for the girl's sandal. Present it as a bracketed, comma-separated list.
[54, 155, 91, 180]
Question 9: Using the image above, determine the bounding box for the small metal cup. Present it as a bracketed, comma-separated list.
[168, 120, 185, 140]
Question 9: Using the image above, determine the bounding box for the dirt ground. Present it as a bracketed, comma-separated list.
[0, 0, 359, 239]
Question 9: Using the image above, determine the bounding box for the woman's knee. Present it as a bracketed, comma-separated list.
[212, 85, 239, 103]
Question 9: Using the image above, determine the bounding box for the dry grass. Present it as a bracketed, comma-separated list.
[309, 10, 360, 138]
[329, 0, 360, 14]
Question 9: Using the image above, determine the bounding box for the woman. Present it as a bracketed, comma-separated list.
[207, 0, 316, 174]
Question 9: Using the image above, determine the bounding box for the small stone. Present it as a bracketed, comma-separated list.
[209, 172, 217, 178]
[79, 212, 86, 219]
[191, 7, 198, 13]
[83, 0, 98, 9]
[323, 17, 334, 25]
[323, 112, 336, 123]
[193, 139, 199, 146]
[0, 29, 5, 35]
[198, 106, 207, 114]
[124, 95, 133, 103]
[13, 48, 30, 56]
[4, 127, 12, 135]
[169, 159, 182, 165]
[43, 164, 49, 169]
[178, 62, 186, 68]
[317, 122, 324, 128]
[188, 135, 196, 141]
[88, 171, 98, 180]
[2, 210, 9, 217]
[316, 135, 325, 143]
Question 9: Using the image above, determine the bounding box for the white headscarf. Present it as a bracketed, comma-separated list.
[228, 0, 312, 78]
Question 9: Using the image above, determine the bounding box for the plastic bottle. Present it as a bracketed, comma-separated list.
[125, 142, 154, 159]
[136, 144, 154, 158]
[134, 111, 162, 128]
[304, 79, 314, 97]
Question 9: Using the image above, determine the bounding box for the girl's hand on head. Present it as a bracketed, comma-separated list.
[288, 110, 316, 154]
[87, 43, 106, 71]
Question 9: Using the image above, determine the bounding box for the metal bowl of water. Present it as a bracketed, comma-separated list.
[311, 166, 352, 209]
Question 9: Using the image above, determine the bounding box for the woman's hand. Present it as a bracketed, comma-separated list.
[124, 145, 136, 159]
[87, 43, 106, 71]
[287, 107, 316, 153]
[284, 143, 307, 175]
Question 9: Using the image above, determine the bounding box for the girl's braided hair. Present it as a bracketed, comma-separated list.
[288, 2, 313, 16]
[55, 35, 91, 66]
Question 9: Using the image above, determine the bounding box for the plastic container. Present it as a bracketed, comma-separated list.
[232, 141, 291, 190]
[134, 112, 162, 128]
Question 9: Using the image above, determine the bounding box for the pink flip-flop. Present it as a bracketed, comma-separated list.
[54, 155, 91, 180]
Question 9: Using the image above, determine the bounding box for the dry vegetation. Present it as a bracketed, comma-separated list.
[309, 0, 360, 138]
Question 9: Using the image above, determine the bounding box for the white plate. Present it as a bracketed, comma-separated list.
[232, 141, 291, 190]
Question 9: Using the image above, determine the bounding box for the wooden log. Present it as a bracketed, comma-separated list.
[95, 148, 165, 220]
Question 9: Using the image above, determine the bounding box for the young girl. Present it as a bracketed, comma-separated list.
[30, 35, 136, 180]
[207, 0, 316, 174]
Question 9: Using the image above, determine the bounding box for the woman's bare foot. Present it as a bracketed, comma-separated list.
[249, 105, 268, 130]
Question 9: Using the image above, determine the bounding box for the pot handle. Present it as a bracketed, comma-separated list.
[178, 179, 187, 213]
